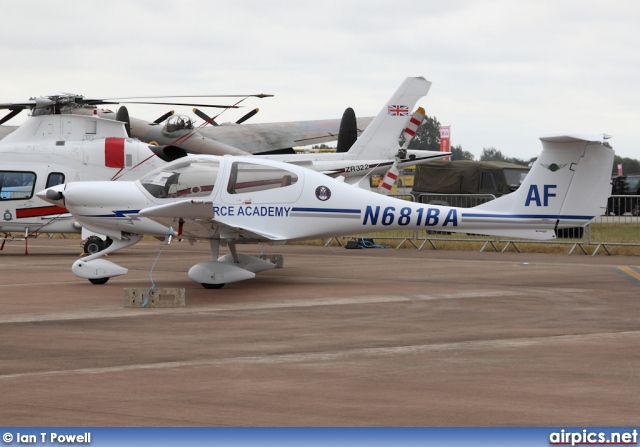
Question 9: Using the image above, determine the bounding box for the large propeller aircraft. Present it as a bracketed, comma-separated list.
[40, 133, 613, 288]
[0, 92, 373, 156]
[0, 77, 446, 254]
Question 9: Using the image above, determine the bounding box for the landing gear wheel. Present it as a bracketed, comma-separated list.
[88, 277, 109, 285]
[83, 236, 113, 255]
[202, 283, 225, 289]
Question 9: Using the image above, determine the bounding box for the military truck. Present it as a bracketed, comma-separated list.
[411, 159, 530, 206]
[607, 174, 640, 215]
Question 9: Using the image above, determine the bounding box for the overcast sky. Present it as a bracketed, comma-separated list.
[1, 0, 638, 160]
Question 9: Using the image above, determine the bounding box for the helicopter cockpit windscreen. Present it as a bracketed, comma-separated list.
[139, 158, 220, 199]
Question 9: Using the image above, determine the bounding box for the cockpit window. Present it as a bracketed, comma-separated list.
[227, 162, 298, 194]
[139, 159, 219, 199]
[164, 115, 194, 133]
[0, 171, 36, 200]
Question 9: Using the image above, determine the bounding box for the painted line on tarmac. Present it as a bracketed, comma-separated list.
[0, 330, 637, 381]
[0, 290, 512, 324]
[613, 266, 640, 286]
[0, 288, 589, 324]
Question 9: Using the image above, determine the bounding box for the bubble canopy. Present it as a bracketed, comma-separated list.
[138, 157, 299, 200]
[140, 158, 220, 199]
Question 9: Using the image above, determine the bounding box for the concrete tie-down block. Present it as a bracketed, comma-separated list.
[124, 287, 185, 308]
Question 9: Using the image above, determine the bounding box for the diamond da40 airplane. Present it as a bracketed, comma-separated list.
[40, 133, 613, 288]
[1, 78, 446, 252]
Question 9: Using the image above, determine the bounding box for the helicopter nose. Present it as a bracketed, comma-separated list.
[37, 184, 65, 205]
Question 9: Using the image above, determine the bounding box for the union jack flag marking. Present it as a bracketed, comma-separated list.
[388, 105, 409, 116]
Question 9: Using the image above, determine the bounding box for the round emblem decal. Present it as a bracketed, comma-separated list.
[315, 186, 331, 201]
[3, 209, 12, 221]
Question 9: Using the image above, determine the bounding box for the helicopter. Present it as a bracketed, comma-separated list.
[0, 111, 166, 253]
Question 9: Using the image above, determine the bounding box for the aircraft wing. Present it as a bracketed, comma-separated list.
[139, 200, 284, 241]
[197, 116, 373, 154]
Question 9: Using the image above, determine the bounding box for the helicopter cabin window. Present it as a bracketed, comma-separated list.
[139, 158, 219, 199]
[46, 173, 65, 188]
[0, 171, 36, 200]
[227, 162, 298, 194]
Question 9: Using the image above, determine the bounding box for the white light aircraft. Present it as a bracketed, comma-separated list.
[40, 133, 614, 288]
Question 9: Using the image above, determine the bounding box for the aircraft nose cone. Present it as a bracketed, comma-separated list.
[36, 184, 65, 205]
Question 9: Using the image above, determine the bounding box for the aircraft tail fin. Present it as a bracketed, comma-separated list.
[347, 77, 431, 160]
[336, 107, 358, 153]
[472, 133, 614, 233]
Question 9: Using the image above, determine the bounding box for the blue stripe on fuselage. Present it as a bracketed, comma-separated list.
[461, 212, 594, 220]
[291, 207, 361, 214]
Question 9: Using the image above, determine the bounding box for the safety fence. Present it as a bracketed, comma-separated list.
[327, 193, 640, 255]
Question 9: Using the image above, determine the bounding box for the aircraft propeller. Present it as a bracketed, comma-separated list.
[152, 110, 175, 124]
[192, 107, 260, 126]
[236, 108, 259, 124]
[192, 108, 218, 126]
[115, 106, 132, 137]
[0, 109, 21, 125]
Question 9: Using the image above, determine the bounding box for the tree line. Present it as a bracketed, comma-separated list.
[316, 113, 637, 175]
[406, 114, 637, 175]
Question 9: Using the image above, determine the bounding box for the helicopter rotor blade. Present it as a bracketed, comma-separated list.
[115, 100, 240, 108]
[99, 94, 273, 100]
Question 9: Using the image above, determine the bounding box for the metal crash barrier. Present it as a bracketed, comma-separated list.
[590, 195, 640, 255]
[331, 193, 640, 255]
